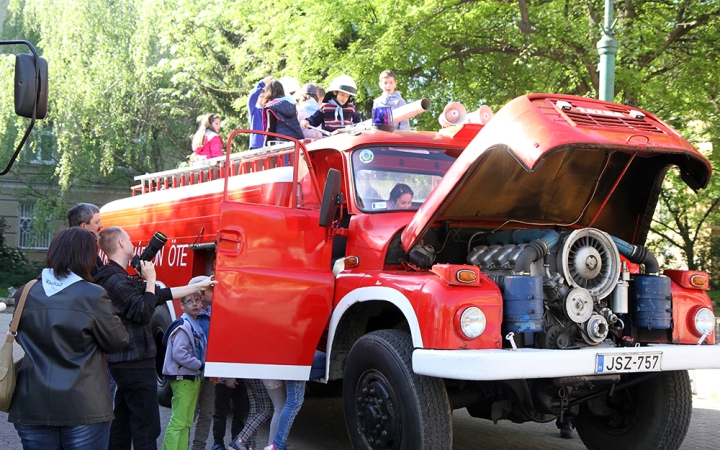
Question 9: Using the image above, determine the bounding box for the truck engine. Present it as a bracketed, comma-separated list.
[404, 225, 712, 351]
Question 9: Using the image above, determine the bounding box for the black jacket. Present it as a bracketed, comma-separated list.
[263, 98, 305, 143]
[9, 279, 128, 426]
[94, 260, 172, 366]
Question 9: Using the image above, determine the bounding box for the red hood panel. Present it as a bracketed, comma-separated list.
[402, 94, 712, 250]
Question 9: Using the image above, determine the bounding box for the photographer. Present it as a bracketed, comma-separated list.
[96, 226, 216, 450]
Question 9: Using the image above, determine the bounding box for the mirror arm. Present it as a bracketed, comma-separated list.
[0, 117, 35, 176]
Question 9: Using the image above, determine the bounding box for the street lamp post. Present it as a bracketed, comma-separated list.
[597, 0, 619, 102]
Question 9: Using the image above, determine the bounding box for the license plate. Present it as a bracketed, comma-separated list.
[595, 352, 662, 374]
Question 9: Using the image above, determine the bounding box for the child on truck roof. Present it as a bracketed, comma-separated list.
[296, 83, 323, 140]
[192, 114, 223, 162]
[260, 80, 305, 145]
[248, 76, 273, 149]
[374, 70, 410, 130]
[300, 74, 362, 133]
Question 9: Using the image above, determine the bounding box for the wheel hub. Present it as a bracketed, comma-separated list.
[355, 370, 400, 449]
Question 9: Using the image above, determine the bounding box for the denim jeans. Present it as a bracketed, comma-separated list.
[108, 366, 117, 408]
[14, 421, 111, 450]
[265, 384, 286, 447]
[109, 367, 161, 450]
[272, 380, 306, 450]
[309, 351, 326, 380]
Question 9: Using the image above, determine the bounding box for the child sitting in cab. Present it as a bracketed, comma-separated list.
[300, 74, 362, 133]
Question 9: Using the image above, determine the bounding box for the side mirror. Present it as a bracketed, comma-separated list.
[15, 53, 48, 119]
[319, 169, 342, 227]
[0, 40, 49, 176]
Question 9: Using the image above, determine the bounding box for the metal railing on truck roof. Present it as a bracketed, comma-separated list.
[131, 142, 298, 196]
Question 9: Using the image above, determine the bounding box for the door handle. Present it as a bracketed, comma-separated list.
[217, 230, 244, 254]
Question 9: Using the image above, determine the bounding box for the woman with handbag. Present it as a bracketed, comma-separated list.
[7, 227, 128, 450]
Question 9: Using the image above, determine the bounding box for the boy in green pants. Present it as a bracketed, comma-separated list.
[162, 293, 207, 450]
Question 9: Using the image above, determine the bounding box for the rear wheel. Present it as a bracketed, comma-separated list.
[575, 370, 692, 450]
[150, 304, 172, 407]
[343, 329, 452, 450]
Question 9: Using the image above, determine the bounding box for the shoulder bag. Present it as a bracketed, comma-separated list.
[0, 279, 37, 412]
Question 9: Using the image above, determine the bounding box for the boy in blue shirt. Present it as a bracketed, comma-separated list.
[373, 70, 409, 130]
[162, 293, 207, 450]
[190, 276, 223, 450]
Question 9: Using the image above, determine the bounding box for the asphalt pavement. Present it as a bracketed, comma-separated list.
[1, 303, 719, 450]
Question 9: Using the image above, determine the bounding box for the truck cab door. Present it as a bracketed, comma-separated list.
[208, 144, 334, 381]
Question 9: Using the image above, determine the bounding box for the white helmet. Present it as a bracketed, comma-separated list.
[327, 75, 357, 96]
[279, 76, 301, 96]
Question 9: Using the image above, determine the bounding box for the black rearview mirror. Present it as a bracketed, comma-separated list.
[0, 40, 49, 176]
[319, 169, 342, 227]
[15, 53, 48, 119]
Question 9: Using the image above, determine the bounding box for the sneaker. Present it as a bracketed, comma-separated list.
[263, 446, 275, 450]
[560, 424, 574, 439]
[229, 440, 248, 450]
[211, 445, 227, 450]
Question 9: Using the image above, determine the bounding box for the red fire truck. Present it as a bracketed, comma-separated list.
[101, 93, 718, 450]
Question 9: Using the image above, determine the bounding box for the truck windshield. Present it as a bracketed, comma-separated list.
[352, 146, 457, 212]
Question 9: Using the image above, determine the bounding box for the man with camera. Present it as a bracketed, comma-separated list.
[96, 226, 216, 450]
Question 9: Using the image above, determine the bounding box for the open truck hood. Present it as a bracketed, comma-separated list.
[402, 94, 712, 251]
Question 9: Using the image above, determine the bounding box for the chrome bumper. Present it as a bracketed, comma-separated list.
[412, 344, 720, 380]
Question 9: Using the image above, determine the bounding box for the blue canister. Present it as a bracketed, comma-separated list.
[503, 275, 545, 333]
[632, 275, 672, 330]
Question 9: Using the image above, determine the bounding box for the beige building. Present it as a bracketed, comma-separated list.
[0, 159, 128, 262]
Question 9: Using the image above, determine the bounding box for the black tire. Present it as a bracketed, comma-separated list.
[150, 304, 173, 408]
[575, 370, 692, 450]
[342, 330, 452, 450]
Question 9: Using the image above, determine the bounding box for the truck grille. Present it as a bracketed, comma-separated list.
[563, 110, 666, 135]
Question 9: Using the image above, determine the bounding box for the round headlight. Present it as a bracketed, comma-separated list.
[460, 306, 486, 339]
[694, 308, 715, 336]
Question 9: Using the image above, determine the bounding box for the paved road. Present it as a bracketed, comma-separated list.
[1, 305, 719, 450]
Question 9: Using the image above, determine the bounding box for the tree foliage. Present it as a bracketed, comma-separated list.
[0, 0, 718, 275]
[0, 218, 42, 291]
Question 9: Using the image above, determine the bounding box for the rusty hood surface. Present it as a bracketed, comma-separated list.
[402, 94, 712, 250]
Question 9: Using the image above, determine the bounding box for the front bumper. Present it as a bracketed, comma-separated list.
[412, 344, 720, 380]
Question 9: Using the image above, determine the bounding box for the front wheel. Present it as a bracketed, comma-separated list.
[575, 370, 692, 450]
[150, 304, 172, 407]
[342, 329, 452, 450]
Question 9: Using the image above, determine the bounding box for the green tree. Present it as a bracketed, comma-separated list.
[1, 0, 718, 276]
[0, 217, 42, 292]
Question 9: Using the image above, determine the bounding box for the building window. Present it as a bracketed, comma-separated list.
[19, 203, 51, 249]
